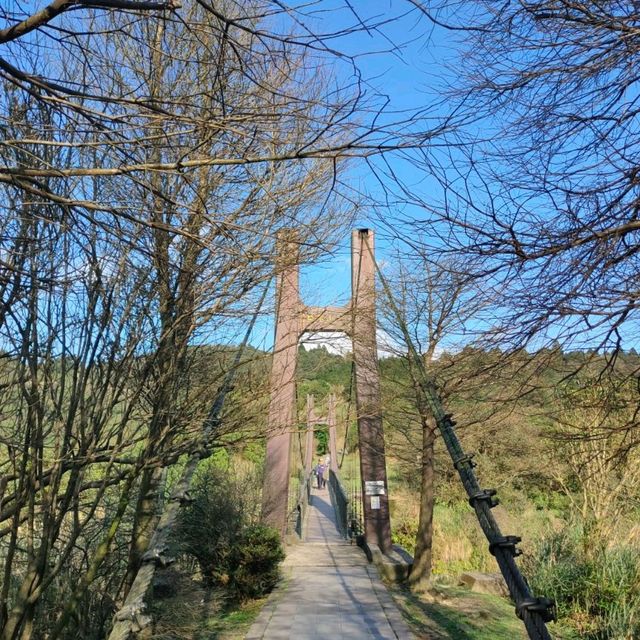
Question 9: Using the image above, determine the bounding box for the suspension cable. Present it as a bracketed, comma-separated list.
[295, 386, 303, 470]
[338, 359, 355, 470]
[108, 278, 272, 640]
[368, 245, 556, 640]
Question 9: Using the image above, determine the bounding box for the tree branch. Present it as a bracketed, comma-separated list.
[0, 0, 178, 45]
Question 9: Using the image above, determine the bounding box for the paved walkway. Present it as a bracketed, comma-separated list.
[246, 487, 415, 640]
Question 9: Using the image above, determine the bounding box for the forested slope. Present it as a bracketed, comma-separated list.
[296, 344, 640, 639]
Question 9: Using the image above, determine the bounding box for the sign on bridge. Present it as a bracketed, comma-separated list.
[364, 480, 386, 495]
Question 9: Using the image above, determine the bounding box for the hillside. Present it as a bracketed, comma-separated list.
[295, 345, 640, 639]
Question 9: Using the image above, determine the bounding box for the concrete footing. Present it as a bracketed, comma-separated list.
[368, 543, 414, 583]
[459, 571, 509, 597]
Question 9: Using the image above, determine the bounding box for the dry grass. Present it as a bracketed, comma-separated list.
[151, 568, 267, 640]
[386, 579, 529, 640]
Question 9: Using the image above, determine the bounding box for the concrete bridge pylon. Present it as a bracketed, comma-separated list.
[261, 228, 392, 553]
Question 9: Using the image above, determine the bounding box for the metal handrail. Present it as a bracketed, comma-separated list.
[328, 469, 350, 539]
[288, 472, 312, 540]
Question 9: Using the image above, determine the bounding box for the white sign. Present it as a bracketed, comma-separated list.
[364, 480, 385, 496]
[371, 496, 381, 510]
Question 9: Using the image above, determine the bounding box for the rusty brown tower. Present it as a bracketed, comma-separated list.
[261, 228, 392, 552]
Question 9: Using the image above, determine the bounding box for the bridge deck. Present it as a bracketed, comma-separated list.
[245, 487, 415, 640]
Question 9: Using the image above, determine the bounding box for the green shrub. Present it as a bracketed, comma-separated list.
[524, 527, 640, 639]
[177, 465, 246, 585]
[176, 461, 284, 602]
[589, 547, 640, 639]
[228, 524, 285, 601]
[391, 501, 495, 575]
[175, 461, 259, 585]
[392, 517, 418, 554]
[432, 502, 493, 574]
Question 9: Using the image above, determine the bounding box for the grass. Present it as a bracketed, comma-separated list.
[387, 578, 580, 640]
[151, 569, 267, 639]
[156, 565, 529, 640]
[388, 580, 529, 640]
[194, 599, 266, 640]
[153, 553, 578, 640]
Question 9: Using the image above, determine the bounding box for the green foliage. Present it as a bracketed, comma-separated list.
[524, 528, 640, 639]
[176, 461, 282, 602]
[177, 466, 245, 586]
[297, 346, 351, 390]
[430, 502, 494, 575]
[228, 525, 285, 601]
[315, 427, 328, 455]
[242, 441, 266, 466]
[391, 501, 494, 575]
[391, 580, 528, 639]
[526, 485, 570, 514]
[391, 517, 417, 554]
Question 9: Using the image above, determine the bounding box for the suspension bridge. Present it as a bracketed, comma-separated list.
[246, 482, 414, 640]
[109, 229, 556, 640]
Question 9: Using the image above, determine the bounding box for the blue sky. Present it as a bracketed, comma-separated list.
[247, 3, 458, 353]
[201, 3, 638, 357]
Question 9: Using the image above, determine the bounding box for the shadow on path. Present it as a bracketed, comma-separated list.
[245, 487, 416, 639]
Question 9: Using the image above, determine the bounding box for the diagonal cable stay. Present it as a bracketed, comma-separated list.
[368, 244, 556, 640]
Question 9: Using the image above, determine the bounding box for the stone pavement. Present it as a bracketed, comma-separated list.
[245, 487, 415, 640]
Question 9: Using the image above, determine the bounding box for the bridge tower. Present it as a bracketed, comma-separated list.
[261, 228, 392, 552]
[303, 393, 338, 474]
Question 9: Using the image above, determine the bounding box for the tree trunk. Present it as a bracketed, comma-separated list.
[124, 465, 165, 590]
[1, 556, 44, 640]
[408, 415, 436, 591]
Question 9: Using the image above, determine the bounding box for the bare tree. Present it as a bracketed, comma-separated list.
[400, 1, 640, 359]
[0, 1, 440, 229]
[0, 2, 388, 638]
[0, 3, 459, 637]
[379, 244, 487, 588]
[107, 3, 353, 589]
[366, 2, 640, 495]
[0, 182, 157, 639]
[548, 376, 640, 554]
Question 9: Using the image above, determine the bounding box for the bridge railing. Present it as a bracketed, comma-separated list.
[328, 469, 351, 539]
[288, 471, 312, 540]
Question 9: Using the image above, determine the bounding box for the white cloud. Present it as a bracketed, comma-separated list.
[300, 330, 398, 358]
[301, 331, 351, 355]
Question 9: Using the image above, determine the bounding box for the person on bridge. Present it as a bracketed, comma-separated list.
[315, 461, 326, 489]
